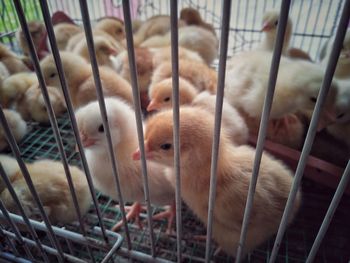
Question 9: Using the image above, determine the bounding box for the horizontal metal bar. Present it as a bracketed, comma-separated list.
[0, 252, 32, 263]
[118, 248, 173, 263]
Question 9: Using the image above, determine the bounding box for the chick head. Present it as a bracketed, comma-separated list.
[333, 80, 350, 124]
[338, 29, 350, 67]
[95, 17, 125, 41]
[261, 11, 292, 36]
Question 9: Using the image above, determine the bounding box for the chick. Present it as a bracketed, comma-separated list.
[0, 154, 19, 193]
[141, 25, 218, 65]
[0, 156, 91, 225]
[0, 72, 38, 108]
[40, 51, 133, 109]
[180, 7, 216, 36]
[94, 17, 125, 41]
[0, 62, 10, 94]
[0, 109, 27, 152]
[259, 11, 311, 61]
[151, 59, 217, 94]
[0, 43, 30, 74]
[72, 35, 124, 67]
[51, 23, 82, 50]
[16, 20, 46, 56]
[75, 98, 175, 231]
[321, 29, 350, 79]
[135, 107, 301, 257]
[16, 84, 66, 124]
[225, 51, 337, 148]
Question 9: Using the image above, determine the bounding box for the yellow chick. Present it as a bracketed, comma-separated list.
[260, 11, 311, 61]
[0, 154, 19, 192]
[0, 155, 91, 225]
[140, 25, 218, 65]
[134, 107, 301, 257]
[75, 98, 175, 232]
[0, 109, 27, 152]
[225, 50, 337, 149]
[180, 7, 216, 36]
[151, 59, 217, 94]
[16, 20, 46, 56]
[52, 23, 82, 50]
[0, 72, 38, 108]
[0, 43, 30, 74]
[321, 29, 350, 79]
[15, 84, 66, 124]
[94, 17, 125, 42]
[40, 51, 133, 109]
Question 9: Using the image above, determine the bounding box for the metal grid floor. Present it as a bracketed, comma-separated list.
[2, 113, 349, 262]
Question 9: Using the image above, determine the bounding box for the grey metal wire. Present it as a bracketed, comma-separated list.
[306, 160, 350, 263]
[122, 0, 156, 257]
[12, 2, 95, 261]
[77, 0, 132, 250]
[204, 0, 231, 262]
[0, 107, 64, 262]
[169, 0, 182, 262]
[0, 163, 49, 262]
[37, 0, 109, 243]
[234, 0, 291, 261]
[269, 1, 350, 262]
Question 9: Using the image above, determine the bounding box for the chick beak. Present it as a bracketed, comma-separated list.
[80, 132, 97, 148]
[146, 100, 160, 112]
[261, 23, 272, 32]
[132, 141, 153, 160]
[317, 107, 337, 132]
[108, 47, 118, 56]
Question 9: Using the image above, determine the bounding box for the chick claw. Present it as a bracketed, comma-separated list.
[111, 202, 143, 232]
[152, 202, 176, 235]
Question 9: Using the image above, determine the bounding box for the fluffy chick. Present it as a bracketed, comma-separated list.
[259, 11, 311, 61]
[225, 51, 337, 148]
[151, 59, 217, 94]
[94, 17, 125, 41]
[321, 29, 350, 79]
[137, 107, 301, 257]
[0, 72, 38, 108]
[0, 156, 91, 225]
[16, 20, 46, 56]
[16, 84, 66, 123]
[0, 43, 30, 74]
[0, 154, 19, 192]
[40, 51, 133, 109]
[180, 7, 216, 35]
[52, 23, 82, 50]
[0, 109, 27, 151]
[72, 35, 123, 67]
[141, 25, 218, 65]
[75, 98, 174, 231]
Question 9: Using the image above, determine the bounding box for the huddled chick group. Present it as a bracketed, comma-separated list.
[0, 6, 349, 259]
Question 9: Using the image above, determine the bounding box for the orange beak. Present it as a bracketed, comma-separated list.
[317, 107, 337, 132]
[146, 100, 161, 112]
[132, 141, 153, 160]
[261, 22, 272, 32]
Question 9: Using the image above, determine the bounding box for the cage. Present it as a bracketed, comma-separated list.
[0, 0, 349, 263]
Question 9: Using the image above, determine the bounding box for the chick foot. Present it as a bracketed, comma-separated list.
[152, 202, 176, 234]
[111, 202, 143, 232]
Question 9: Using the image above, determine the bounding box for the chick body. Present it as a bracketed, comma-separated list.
[0, 44, 29, 74]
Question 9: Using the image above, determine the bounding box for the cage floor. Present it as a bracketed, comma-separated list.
[2, 114, 350, 263]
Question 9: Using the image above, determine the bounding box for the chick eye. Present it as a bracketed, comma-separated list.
[337, 113, 345, 119]
[274, 20, 278, 26]
[310, 97, 317, 103]
[49, 72, 56, 78]
[98, 124, 104, 133]
[116, 28, 123, 34]
[160, 143, 172, 150]
[164, 97, 170, 102]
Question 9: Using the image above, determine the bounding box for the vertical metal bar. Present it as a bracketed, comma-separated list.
[291, 0, 304, 47]
[235, 0, 291, 262]
[12, 1, 95, 261]
[307, 0, 323, 54]
[269, 1, 350, 262]
[204, 1, 231, 262]
[315, 0, 332, 59]
[77, 0, 132, 249]
[250, 0, 258, 48]
[169, 1, 182, 262]
[299, 0, 314, 48]
[0, 201, 34, 261]
[233, 0, 241, 51]
[306, 160, 350, 263]
[0, 163, 49, 262]
[37, 0, 110, 244]
[0, 109, 64, 262]
[122, 0, 156, 256]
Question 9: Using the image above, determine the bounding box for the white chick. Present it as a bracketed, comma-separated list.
[259, 11, 311, 61]
[140, 25, 218, 65]
[0, 109, 27, 152]
[0, 43, 30, 74]
[321, 29, 350, 79]
[51, 23, 82, 51]
[16, 20, 46, 56]
[0, 72, 38, 108]
[72, 35, 124, 67]
[0, 156, 91, 225]
[16, 84, 66, 123]
[75, 97, 175, 232]
[40, 51, 133, 109]
[225, 51, 337, 149]
[134, 107, 301, 257]
[94, 17, 125, 42]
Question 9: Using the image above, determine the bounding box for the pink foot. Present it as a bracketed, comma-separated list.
[152, 202, 176, 235]
[111, 202, 143, 232]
